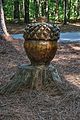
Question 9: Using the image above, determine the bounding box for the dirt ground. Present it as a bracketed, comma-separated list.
[6, 22, 80, 34]
[0, 23, 80, 120]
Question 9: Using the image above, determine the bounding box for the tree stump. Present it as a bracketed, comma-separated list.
[0, 63, 63, 95]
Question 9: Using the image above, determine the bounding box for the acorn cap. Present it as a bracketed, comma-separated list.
[24, 17, 60, 41]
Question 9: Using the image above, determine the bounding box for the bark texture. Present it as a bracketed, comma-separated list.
[0, 0, 13, 41]
[0, 63, 63, 95]
[0, 0, 9, 36]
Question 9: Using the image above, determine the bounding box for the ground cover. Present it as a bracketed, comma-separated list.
[0, 23, 80, 120]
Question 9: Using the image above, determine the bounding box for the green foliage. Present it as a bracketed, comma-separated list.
[3, 0, 14, 20]
[29, 0, 35, 19]
[3, 0, 80, 22]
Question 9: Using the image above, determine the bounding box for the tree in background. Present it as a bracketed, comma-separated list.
[14, 0, 20, 23]
[1, 0, 80, 24]
[67, 0, 71, 22]
[0, 0, 10, 39]
[44, 0, 49, 20]
[55, 0, 59, 21]
[34, 0, 49, 20]
[63, 0, 67, 24]
[77, 0, 80, 19]
[24, 0, 29, 24]
[34, 0, 40, 18]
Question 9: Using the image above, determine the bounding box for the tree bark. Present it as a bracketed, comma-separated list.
[41, 1, 44, 16]
[63, 0, 67, 24]
[0, 0, 9, 36]
[0, 0, 13, 41]
[24, 0, 29, 24]
[34, 0, 39, 18]
[0, 63, 63, 95]
[67, 0, 71, 22]
[55, 0, 59, 21]
[44, 0, 49, 21]
[77, 0, 80, 19]
[14, 0, 20, 23]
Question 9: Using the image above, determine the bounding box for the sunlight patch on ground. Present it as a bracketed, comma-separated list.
[71, 46, 80, 50]
[64, 74, 80, 88]
[72, 23, 80, 27]
[8, 62, 17, 68]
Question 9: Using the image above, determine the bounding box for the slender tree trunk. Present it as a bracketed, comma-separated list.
[39, 0, 41, 16]
[24, 0, 29, 24]
[41, 1, 44, 16]
[22, 0, 25, 17]
[67, 0, 71, 22]
[77, 0, 80, 19]
[14, 0, 20, 23]
[44, 0, 49, 21]
[34, 0, 39, 18]
[0, 0, 14, 41]
[63, 0, 67, 24]
[55, 0, 59, 21]
[0, 0, 9, 36]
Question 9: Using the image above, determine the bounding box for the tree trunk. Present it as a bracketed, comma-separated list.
[55, 0, 59, 21]
[22, 0, 25, 18]
[63, 0, 67, 24]
[67, 0, 71, 22]
[39, 0, 42, 16]
[34, 0, 39, 18]
[77, 0, 80, 19]
[24, 0, 29, 24]
[0, 0, 13, 41]
[0, 64, 64, 95]
[0, 0, 9, 36]
[14, 0, 20, 23]
[41, 1, 44, 16]
[44, 0, 49, 21]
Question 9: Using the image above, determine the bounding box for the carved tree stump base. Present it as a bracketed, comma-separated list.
[0, 63, 63, 95]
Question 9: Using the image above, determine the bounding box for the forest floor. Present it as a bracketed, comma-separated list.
[0, 23, 80, 120]
[6, 22, 80, 34]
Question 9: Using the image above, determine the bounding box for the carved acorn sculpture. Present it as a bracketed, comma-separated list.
[24, 17, 60, 65]
[0, 17, 62, 95]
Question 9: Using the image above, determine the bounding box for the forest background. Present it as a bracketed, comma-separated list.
[3, 0, 80, 24]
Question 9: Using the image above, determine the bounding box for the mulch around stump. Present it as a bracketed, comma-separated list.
[0, 39, 80, 120]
